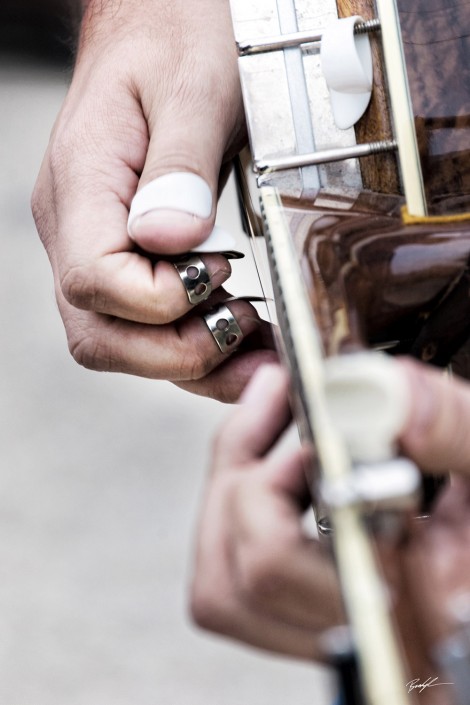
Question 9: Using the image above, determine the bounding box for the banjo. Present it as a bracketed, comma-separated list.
[228, 1, 470, 704]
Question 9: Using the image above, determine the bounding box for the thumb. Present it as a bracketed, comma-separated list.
[127, 99, 237, 256]
[398, 358, 470, 476]
[125, 0, 245, 257]
[128, 172, 216, 256]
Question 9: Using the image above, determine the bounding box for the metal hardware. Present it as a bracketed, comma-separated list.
[236, 1, 426, 217]
[354, 18, 381, 35]
[231, 0, 364, 198]
[238, 18, 381, 56]
[317, 516, 334, 536]
[174, 255, 212, 305]
[256, 140, 397, 175]
[321, 458, 420, 512]
[204, 305, 243, 354]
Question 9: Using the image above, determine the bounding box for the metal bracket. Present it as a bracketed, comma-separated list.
[256, 140, 397, 175]
[237, 18, 381, 56]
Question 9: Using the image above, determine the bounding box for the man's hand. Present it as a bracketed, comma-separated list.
[32, 0, 275, 402]
[190, 360, 470, 663]
[190, 365, 344, 660]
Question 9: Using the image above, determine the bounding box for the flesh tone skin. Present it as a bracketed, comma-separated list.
[32, 0, 275, 402]
[32, 5, 470, 694]
[191, 359, 470, 705]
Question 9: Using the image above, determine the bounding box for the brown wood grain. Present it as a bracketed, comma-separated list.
[398, 0, 470, 214]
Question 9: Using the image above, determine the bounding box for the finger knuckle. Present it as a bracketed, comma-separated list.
[61, 266, 103, 312]
[30, 183, 44, 227]
[68, 331, 113, 372]
[184, 347, 214, 381]
[151, 299, 175, 326]
[48, 138, 68, 180]
[211, 430, 226, 461]
[240, 542, 290, 601]
[211, 417, 241, 461]
[31, 183, 41, 226]
[31, 180, 55, 250]
[189, 581, 231, 634]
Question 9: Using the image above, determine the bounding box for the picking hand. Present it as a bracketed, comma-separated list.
[32, 0, 275, 402]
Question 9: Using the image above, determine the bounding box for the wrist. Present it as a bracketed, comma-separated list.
[77, 0, 150, 45]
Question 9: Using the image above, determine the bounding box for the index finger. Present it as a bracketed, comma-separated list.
[212, 364, 292, 467]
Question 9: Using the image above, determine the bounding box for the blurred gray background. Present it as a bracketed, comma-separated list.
[0, 15, 334, 705]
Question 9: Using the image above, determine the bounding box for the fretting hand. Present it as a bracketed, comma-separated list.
[190, 360, 470, 674]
